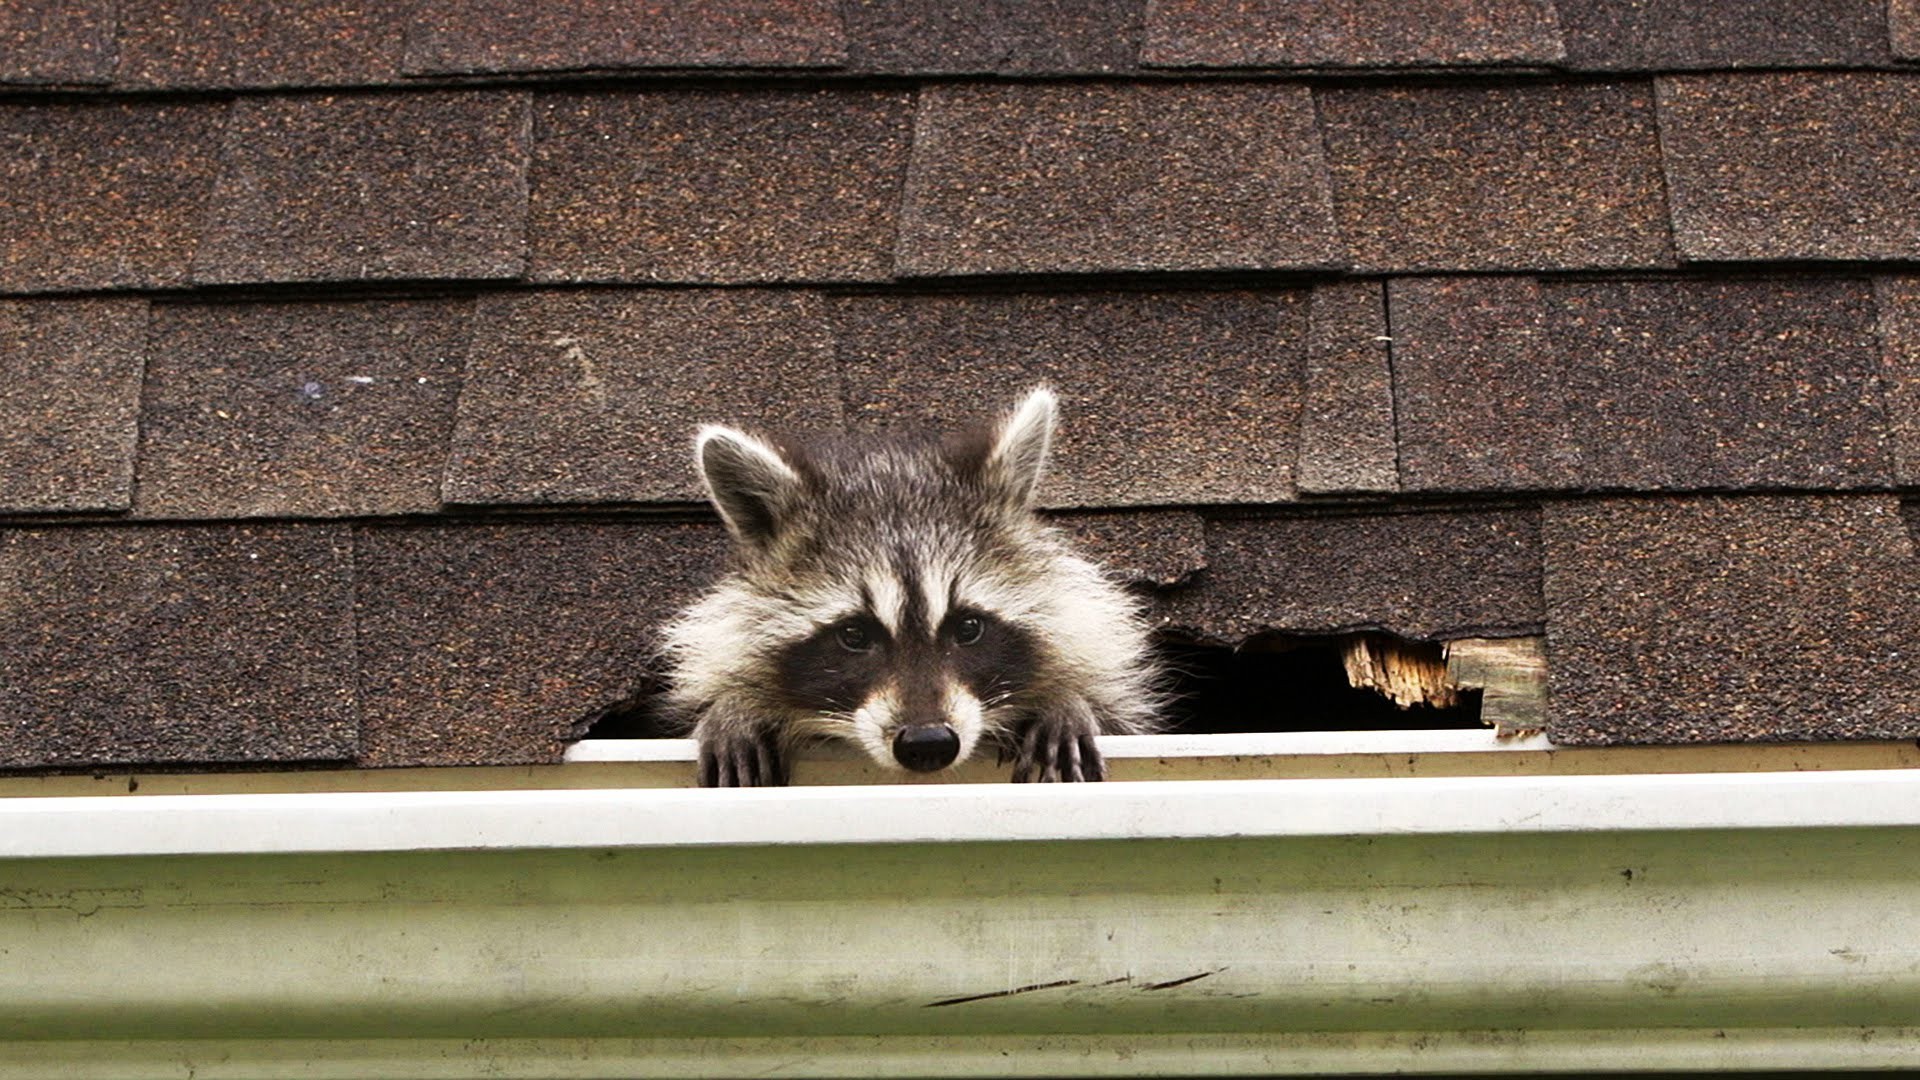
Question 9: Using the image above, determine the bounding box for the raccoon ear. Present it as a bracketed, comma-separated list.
[987, 387, 1057, 509]
[696, 425, 800, 549]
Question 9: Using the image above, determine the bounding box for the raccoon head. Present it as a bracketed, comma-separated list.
[691, 389, 1063, 773]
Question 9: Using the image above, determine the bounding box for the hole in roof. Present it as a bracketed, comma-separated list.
[574, 629, 1482, 742]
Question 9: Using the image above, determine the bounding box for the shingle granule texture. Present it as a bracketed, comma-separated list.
[836, 289, 1307, 506]
[1545, 496, 1920, 744]
[353, 521, 724, 767]
[402, 0, 845, 74]
[444, 290, 839, 506]
[0, 101, 225, 293]
[1658, 74, 1920, 263]
[1053, 510, 1207, 588]
[1142, 0, 1563, 68]
[114, 0, 408, 88]
[1317, 81, 1675, 272]
[1896, 0, 1920, 59]
[841, 0, 1145, 74]
[193, 91, 530, 284]
[0, 299, 147, 513]
[1557, 0, 1892, 70]
[897, 82, 1342, 276]
[1298, 281, 1397, 494]
[135, 299, 469, 519]
[0, 0, 117, 84]
[1877, 277, 1920, 487]
[531, 90, 912, 284]
[0, 524, 357, 768]
[1160, 509, 1545, 641]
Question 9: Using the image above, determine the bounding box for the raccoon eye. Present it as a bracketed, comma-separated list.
[836, 622, 874, 652]
[952, 615, 985, 646]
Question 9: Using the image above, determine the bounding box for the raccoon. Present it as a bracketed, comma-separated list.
[660, 388, 1159, 787]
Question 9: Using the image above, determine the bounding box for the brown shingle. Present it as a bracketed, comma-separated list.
[0, 300, 146, 514]
[1897, 0, 1920, 60]
[401, 0, 845, 75]
[841, 0, 1144, 74]
[1298, 281, 1396, 494]
[1053, 510, 1207, 588]
[530, 89, 911, 284]
[1658, 74, 1920, 263]
[1545, 496, 1920, 744]
[1388, 276, 1581, 493]
[0, 101, 224, 293]
[1391, 276, 1895, 493]
[0, 524, 356, 769]
[1879, 277, 1920, 487]
[1317, 81, 1675, 273]
[1142, 0, 1562, 68]
[0, 0, 115, 83]
[354, 521, 724, 767]
[836, 289, 1306, 506]
[114, 0, 406, 88]
[1558, 0, 1892, 70]
[444, 289, 838, 506]
[193, 92, 530, 285]
[896, 82, 1341, 277]
[135, 299, 468, 520]
[1160, 508, 1544, 641]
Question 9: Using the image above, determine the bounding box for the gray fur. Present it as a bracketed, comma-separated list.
[661, 388, 1160, 786]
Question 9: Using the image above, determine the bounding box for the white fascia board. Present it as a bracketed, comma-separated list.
[5, 768, 1920, 859]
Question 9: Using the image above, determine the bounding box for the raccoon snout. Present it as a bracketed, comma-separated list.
[891, 724, 961, 772]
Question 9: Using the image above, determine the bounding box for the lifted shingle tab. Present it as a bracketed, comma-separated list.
[354, 521, 723, 767]
[836, 290, 1307, 506]
[0, 101, 224, 293]
[1319, 82, 1674, 273]
[402, 0, 845, 75]
[897, 82, 1341, 277]
[0, 0, 116, 84]
[1546, 496, 1920, 745]
[0, 299, 145, 514]
[1659, 74, 1920, 264]
[0, 524, 357, 769]
[531, 90, 911, 284]
[193, 92, 530, 285]
[445, 289, 838, 506]
[135, 299, 469, 520]
[1143, 0, 1562, 69]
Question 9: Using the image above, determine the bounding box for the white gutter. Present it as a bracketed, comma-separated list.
[3, 766, 1919, 1077]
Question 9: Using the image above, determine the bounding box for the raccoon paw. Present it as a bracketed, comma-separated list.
[698, 729, 787, 788]
[1010, 707, 1106, 783]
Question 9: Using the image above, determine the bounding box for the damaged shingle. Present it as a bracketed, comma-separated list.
[1545, 496, 1920, 744]
[353, 521, 724, 767]
[0, 101, 225, 293]
[0, 0, 116, 84]
[1142, 0, 1563, 69]
[0, 524, 357, 768]
[836, 289, 1307, 506]
[401, 0, 845, 75]
[444, 289, 839, 506]
[135, 299, 469, 519]
[1659, 74, 1920, 263]
[896, 82, 1342, 276]
[1317, 81, 1675, 273]
[193, 92, 531, 285]
[530, 89, 912, 284]
[0, 299, 146, 514]
[1159, 508, 1545, 642]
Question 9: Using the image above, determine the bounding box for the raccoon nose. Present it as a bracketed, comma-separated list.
[892, 724, 960, 772]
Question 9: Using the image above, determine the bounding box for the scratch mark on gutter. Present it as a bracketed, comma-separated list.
[1139, 968, 1225, 991]
[924, 979, 1080, 1008]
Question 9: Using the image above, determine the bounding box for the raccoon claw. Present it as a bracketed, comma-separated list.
[698, 731, 786, 787]
[1011, 713, 1106, 783]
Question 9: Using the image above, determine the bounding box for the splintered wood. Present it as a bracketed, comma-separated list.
[1340, 634, 1547, 737]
